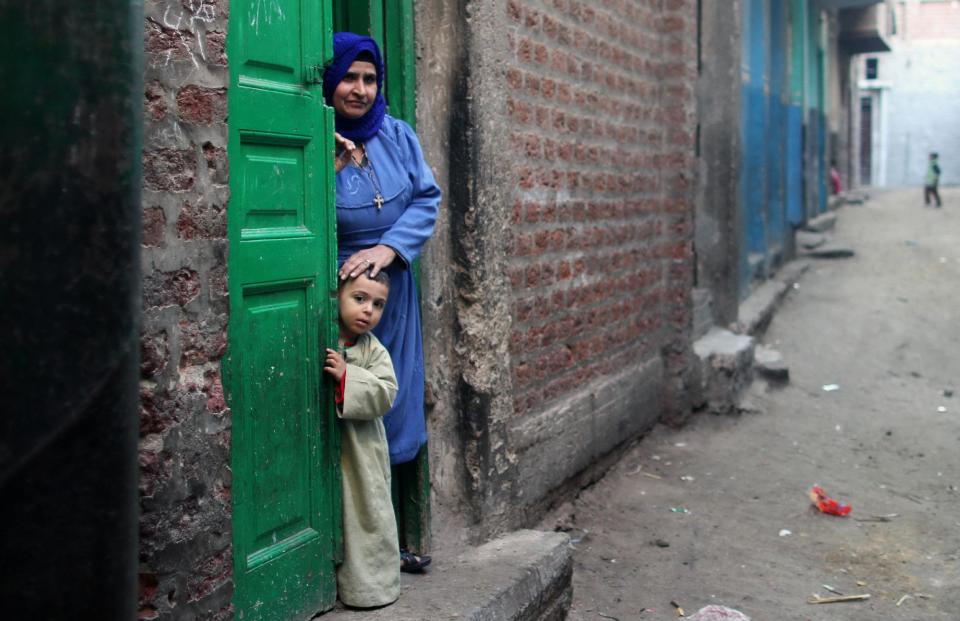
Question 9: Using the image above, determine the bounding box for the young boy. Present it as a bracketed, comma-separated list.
[324, 269, 400, 608]
[925, 152, 942, 208]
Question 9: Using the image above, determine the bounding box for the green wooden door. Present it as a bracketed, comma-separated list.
[225, 2, 340, 619]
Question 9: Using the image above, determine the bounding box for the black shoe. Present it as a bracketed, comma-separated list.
[400, 549, 431, 573]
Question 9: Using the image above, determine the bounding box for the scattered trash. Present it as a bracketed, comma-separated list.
[653, 539, 670, 548]
[680, 475, 695, 482]
[854, 513, 898, 523]
[809, 485, 852, 516]
[778, 529, 792, 537]
[822, 384, 840, 392]
[896, 594, 912, 607]
[626, 465, 644, 476]
[808, 594, 870, 604]
[937, 406, 948, 413]
[643, 472, 663, 480]
[686, 606, 751, 621]
[945, 389, 954, 398]
[652, 455, 662, 461]
[670, 507, 690, 514]
[670, 600, 685, 617]
[597, 612, 621, 621]
[821, 584, 844, 595]
[675, 442, 687, 448]
[856, 581, 867, 587]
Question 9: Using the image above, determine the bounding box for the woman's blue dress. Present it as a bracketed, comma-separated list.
[335, 115, 441, 465]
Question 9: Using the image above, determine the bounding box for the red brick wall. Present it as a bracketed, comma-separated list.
[504, 0, 697, 419]
[139, 1, 233, 618]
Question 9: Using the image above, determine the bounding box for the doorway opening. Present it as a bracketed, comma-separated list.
[332, 0, 431, 558]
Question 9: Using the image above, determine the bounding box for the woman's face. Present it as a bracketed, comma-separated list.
[332, 60, 378, 120]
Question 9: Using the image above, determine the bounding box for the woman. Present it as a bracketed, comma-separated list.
[323, 32, 441, 573]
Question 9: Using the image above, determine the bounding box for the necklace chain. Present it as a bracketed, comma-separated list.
[353, 145, 384, 210]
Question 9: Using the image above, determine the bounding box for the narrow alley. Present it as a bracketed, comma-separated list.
[545, 187, 960, 620]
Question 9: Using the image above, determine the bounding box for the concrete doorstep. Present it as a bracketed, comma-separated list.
[325, 530, 572, 621]
[692, 258, 810, 413]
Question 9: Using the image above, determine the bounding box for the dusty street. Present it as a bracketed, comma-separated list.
[541, 187, 960, 620]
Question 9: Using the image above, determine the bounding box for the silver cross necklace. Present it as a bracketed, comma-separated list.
[353, 145, 384, 210]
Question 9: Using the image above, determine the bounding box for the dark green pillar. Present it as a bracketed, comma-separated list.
[0, 1, 142, 618]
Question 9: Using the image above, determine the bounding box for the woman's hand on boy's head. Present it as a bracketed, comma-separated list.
[339, 244, 397, 280]
[324, 348, 347, 382]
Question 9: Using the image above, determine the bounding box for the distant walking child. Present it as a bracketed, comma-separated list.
[324, 269, 400, 608]
[925, 152, 942, 207]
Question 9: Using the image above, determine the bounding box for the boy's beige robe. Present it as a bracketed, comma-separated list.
[337, 333, 400, 608]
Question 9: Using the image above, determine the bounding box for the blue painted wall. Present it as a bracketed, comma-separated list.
[739, 0, 832, 298]
[767, 0, 787, 255]
[786, 105, 804, 225]
[740, 0, 769, 296]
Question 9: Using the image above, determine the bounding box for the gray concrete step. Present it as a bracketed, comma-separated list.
[322, 530, 572, 621]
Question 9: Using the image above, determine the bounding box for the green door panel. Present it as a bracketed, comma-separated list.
[227, 1, 339, 619]
[382, 0, 416, 125]
[332, 0, 384, 46]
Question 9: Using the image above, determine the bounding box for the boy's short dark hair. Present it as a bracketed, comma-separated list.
[339, 267, 390, 289]
[931, 152, 939, 158]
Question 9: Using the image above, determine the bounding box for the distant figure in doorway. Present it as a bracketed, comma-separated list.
[829, 159, 842, 196]
[924, 152, 942, 207]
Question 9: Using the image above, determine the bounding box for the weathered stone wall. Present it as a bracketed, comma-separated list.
[418, 0, 697, 538]
[139, 1, 232, 618]
[501, 0, 697, 515]
[695, 0, 742, 328]
[413, 0, 473, 546]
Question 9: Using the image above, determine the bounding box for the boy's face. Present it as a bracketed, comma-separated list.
[338, 273, 388, 339]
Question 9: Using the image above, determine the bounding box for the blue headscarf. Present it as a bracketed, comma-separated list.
[323, 32, 386, 143]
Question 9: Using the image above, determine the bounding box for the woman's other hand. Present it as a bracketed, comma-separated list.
[324, 348, 347, 382]
[334, 132, 356, 174]
[339, 245, 397, 280]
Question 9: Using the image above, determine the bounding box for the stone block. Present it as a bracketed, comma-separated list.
[693, 328, 755, 414]
[802, 211, 837, 233]
[736, 279, 787, 336]
[754, 344, 789, 383]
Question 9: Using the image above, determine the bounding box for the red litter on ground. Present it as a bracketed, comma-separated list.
[809, 485, 852, 516]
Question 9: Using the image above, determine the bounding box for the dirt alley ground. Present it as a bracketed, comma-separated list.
[538, 187, 960, 620]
